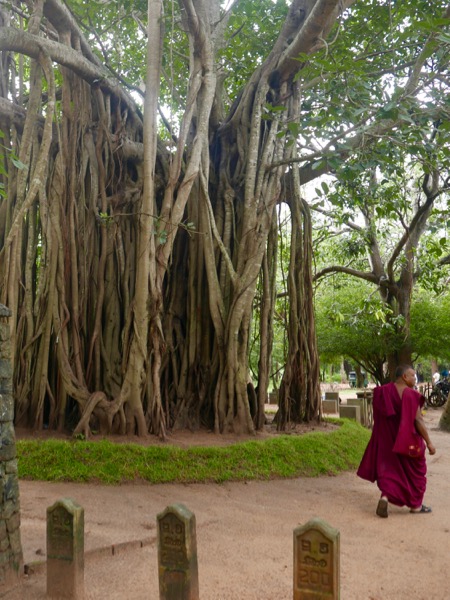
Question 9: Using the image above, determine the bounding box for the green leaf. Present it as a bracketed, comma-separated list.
[378, 105, 399, 120]
[321, 181, 329, 194]
[11, 157, 27, 170]
[287, 122, 300, 137]
[436, 32, 450, 44]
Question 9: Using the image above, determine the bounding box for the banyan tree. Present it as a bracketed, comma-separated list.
[0, 0, 345, 438]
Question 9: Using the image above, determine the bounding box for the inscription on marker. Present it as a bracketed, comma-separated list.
[293, 518, 340, 599]
[157, 503, 199, 600]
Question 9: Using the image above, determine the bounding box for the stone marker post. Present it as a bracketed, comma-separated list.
[0, 303, 23, 591]
[47, 498, 84, 599]
[157, 503, 199, 600]
[293, 517, 340, 600]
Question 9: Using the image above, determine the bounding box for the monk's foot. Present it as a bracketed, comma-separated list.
[376, 497, 388, 518]
[410, 505, 432, 514]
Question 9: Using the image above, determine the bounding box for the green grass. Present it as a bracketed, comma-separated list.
[16, 419, 370, 485]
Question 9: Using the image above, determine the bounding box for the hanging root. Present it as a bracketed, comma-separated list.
[72, 391, 115, 439]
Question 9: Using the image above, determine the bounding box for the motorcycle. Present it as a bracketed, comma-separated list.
[427, 377, 450, 408]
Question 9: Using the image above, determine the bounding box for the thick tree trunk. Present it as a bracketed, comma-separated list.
[277, 188, 321, 427]
[118, 0, 164, 437]
[439, 394, 450, 431]
[256, 218, 278, 429]
[0, 0, 346, 437]
[384, 279, 413, 380]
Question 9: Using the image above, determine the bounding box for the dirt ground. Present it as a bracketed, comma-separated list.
[4, 406, 450, 600]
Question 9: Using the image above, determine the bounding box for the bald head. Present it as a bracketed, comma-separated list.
[395, 365, 416, 388]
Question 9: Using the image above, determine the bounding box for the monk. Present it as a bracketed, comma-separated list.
[357, 365, 436, 518]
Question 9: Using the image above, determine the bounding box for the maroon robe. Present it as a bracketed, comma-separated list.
[357, 383, 426, 509]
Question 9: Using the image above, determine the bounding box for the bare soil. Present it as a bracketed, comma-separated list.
[5, 407, 450, 599]
[14, 411, 338, 447]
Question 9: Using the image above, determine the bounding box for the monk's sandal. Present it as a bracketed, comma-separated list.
[376, 498, 388, 518]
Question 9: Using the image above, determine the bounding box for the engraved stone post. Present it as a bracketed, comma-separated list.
[157, 503, 199, 600]
[47, 498, 84, 599]
[0, 303, 23, 592]
[293, 517, 340, 600]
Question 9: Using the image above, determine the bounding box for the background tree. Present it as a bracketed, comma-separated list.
[312, 151, 450, 379]
[410, 290, 450, 367]
[295, 2, 450, 379]
[315, 277, 450, 383]
[315, 277, 400, 383]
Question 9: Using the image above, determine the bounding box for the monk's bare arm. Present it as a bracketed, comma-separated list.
[415, 408, 436, 455]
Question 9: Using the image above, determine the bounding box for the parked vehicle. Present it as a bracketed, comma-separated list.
[348, 371, 357, 388]
[428, 377, 450, 408]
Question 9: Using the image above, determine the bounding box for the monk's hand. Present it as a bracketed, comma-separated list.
[427, 442, 436, 455]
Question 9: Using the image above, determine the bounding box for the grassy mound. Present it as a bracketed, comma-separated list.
[17, 419, 370, 485]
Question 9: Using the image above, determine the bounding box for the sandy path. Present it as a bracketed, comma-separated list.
[5, 408, 450, 599]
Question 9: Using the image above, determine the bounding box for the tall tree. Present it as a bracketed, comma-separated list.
[315, 277, 395, 384]
[0, 0, 345, 437]
[1, 0, 450, 437]
[313, 153, 450, 378]
[296, 1, 450, 377]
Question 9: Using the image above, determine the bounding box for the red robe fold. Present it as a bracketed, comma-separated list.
[357, 383, 426, 509]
